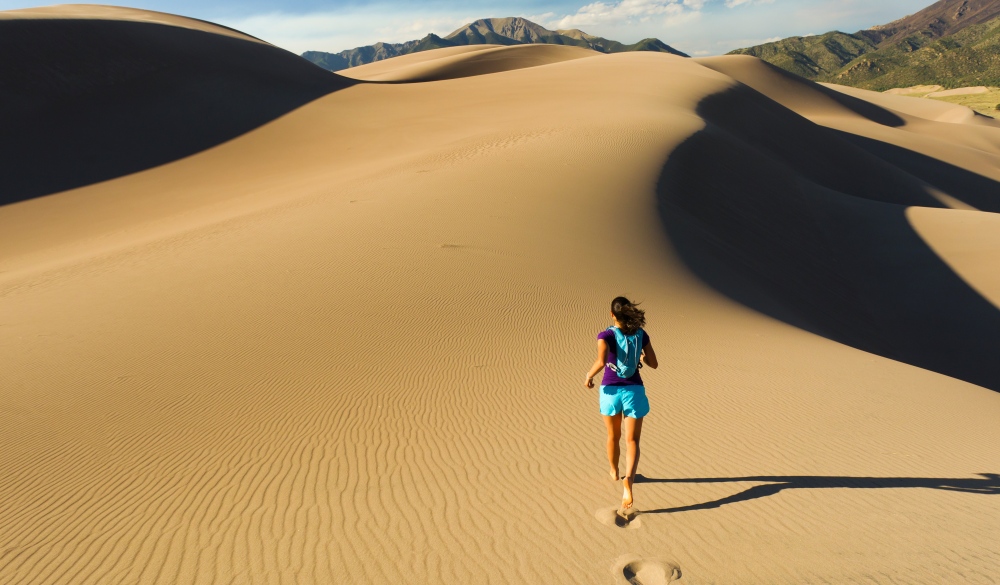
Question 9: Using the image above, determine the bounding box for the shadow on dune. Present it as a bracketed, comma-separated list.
[635, 473, 1000, 514]
[657, 85, 1000, 391]
[763, 65, 906, 128]
[0, 19, 356, 205]
[832, 131, 1000, 213]
[695, 56, 906, 129]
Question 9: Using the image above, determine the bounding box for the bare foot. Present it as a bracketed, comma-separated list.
[610, 468, 620, 481]
[622, 477, 634, 510]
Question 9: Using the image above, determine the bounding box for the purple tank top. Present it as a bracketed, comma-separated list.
[597, 328, 651, 386]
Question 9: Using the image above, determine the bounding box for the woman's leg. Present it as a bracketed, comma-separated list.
[602, 414, 623, 480]
[621, 416, 644, 509]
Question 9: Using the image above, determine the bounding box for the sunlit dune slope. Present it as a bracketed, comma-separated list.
[697, 55, 996, 127]
[0, 5, 353, 204]
[2, 9, 999, 585]
[675, 56, 1000, 391]
[696, 57, 1000, 199]
[341, 43, 600, 82]
[337, 44, 498, 78]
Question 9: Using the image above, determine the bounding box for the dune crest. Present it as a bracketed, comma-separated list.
[0, 7, 354, 205]
[885, 84, 945, 95]
[341, 43, 601, 82]
[2, 9, 999, 585]
[0, 4, 263, 42]
[927, 86, 990, 97]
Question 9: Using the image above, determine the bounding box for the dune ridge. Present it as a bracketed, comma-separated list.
[341, 43, 600, 82]
[0, 5, 354, 204]
[0, 4, 262, 41]
[1, 8, 999, 584]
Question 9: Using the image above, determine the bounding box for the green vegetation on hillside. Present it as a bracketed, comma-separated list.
[626, 38, 684, 53]
[832, 18, 1000, 90]
[729, 32, 877, 79]
[731, 18, 1000, 91]
[729, 0, 1000, 93]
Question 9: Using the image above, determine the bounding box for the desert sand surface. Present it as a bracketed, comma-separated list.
[885, 84, 944, 95]
[879, 85, 1000, 117]
[926, 86, 991, 97]
[341, 44, 598, 82]
[2, 7, 1000, 585]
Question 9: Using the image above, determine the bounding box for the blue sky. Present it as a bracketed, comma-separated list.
[2, 0, 937, 55]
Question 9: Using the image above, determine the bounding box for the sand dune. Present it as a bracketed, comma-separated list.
[0, 4, 263, 40]
[342, 43, 600, 82]
[338, 44, 499, 78]
[825, 82, 990, 125]
[0, 5, 353, 204]
[927, 86, 991, 98]
[885, 84, 944, 95]
[2, 8, 999, 585]
[680, 56, 1000, 390]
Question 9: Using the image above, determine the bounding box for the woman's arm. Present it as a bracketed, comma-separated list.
[585, 339, 609, 388]
[642, 342, 658, 369]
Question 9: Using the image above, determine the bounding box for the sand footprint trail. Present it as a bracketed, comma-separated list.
[595, 507, 641, 529]
[2, 7, 1000, 585]
[613, 555, 681, 585]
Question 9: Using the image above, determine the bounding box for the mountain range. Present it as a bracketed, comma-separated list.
[729, 0, 1000, 90]
[302, 17, 687, 72]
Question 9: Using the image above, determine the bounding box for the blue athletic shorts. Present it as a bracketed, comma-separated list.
[599, 385, 650, 418]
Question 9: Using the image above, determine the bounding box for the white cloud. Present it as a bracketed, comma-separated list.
[525, 11, 559, 23]
[716, 35, 782, 47]
[725, 0, 775, 7]
[222, 9, 474, 54]
[548, 0, 704, 30]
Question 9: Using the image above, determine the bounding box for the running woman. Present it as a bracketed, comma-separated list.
[584, 297, 657, 511]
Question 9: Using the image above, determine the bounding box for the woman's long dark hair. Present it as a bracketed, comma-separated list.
[611, 296, 645, 335]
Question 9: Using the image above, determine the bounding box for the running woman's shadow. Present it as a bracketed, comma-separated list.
[634, 473, 1000, 514]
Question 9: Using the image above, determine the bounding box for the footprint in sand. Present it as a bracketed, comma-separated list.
[612, 554, 681, 585]
[594, 507, 642, 529]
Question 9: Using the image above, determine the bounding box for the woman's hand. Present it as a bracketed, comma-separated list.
[641, 343, 658, 369]
[586, 339, 608, 388]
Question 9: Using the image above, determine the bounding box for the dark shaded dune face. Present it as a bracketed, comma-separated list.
[831, 132, 1000, 213]
[696, 55, 906, 128]
[658, 85, 1000, 392]
[0, 19, 355, 204]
